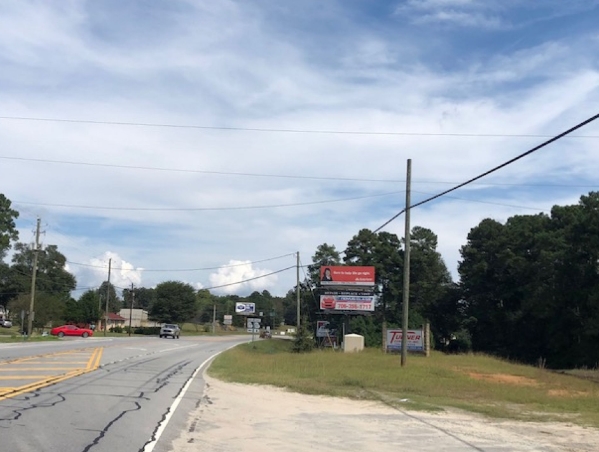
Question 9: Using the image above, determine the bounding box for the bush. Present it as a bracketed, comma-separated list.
[133, 326, 161, 335]
[112, 326, 124, 333]
[292, 319, 314, 353]
[446, 328, 472, 354]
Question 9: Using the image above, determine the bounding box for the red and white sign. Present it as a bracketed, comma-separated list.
[386, 329, 424, 352]
[320, 266, 375, 286]
[320, 294, 375, 312]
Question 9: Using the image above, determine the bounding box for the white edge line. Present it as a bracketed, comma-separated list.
[141, 340, 247, 452]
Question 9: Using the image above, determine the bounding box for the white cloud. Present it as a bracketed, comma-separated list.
[73, 252, 143, 292]
[1, 1, 599, 297]
[209, 260, 279, 295]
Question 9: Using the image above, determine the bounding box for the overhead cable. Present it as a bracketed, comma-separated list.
[1, 115, 598, 138]
[374, 112, 599, 233]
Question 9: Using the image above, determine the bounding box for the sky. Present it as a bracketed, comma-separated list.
[1, 0, 599, 297]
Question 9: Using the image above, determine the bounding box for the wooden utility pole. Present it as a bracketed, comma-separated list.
[128, 282, 134, 337]
[296, 251, 300, 330]
[27, 218, 41, 339]
[212, 304, 216, 334]
[401, 159, 412, 367]
[104, 258, 112, 337]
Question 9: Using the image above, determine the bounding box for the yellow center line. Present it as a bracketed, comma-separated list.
[0, 347, 104, 401]
[0, 367, 86, 371]
[0, 375, 55, 380]
[15, 361, 90, 364]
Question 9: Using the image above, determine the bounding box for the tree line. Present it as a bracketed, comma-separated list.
[2, 192, 599, 368]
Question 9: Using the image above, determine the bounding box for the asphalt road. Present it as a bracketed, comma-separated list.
[0, 335, 248, 452]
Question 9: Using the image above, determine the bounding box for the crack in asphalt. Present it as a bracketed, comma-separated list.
[0, 392, 65, 422]
[81, 401, 142, 452]
[0, 356, 195, 450]
[138, 360, 202, 452]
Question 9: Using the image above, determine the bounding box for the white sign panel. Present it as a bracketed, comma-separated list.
[247, 318, 261, 329]
[235, 302, 256, 315]
[386, 329, 424, 352]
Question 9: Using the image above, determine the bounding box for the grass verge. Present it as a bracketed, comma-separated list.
[0, 335, 60, 343]
[208, 339, 599, 427]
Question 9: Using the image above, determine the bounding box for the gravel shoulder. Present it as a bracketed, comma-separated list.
[170, 374, 599, 452]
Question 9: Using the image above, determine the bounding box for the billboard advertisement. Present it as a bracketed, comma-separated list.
[320, 266, 375, 286]
[235, 302, 256, 315]
[320, 294, 375, 312]
[386, 329, 424, 352]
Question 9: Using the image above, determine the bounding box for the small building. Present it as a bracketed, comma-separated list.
[105, 313, 126, 331]
[118, 309, 159, 329]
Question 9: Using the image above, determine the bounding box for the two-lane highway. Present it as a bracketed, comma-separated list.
[0, 335, 248, 452]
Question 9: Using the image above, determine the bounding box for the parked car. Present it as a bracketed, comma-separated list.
[50, 325, 94, 338]
[159, 324, 181, 339]
[1, 320, 12, 328]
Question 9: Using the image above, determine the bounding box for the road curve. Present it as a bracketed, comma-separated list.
[0, 335, 248, 452]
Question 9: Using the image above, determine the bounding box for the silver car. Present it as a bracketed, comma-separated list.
[159, 323, 180, 339]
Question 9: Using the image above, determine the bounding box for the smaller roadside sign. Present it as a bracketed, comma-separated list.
[316, 321, 330, 338]
[247, 318, 261, 329]
[386, 329, 424, 352]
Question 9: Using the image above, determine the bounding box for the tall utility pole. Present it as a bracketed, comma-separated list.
[27, 218, 41, 339]
[103, 258, 112, 337]
[212, 304, 216, 334]
[401, 159, 412, 367]
[128, 282, 134, 337]
[296, 251, 300, 330]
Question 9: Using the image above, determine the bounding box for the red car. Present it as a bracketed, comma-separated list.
[50, 325, 94, 338]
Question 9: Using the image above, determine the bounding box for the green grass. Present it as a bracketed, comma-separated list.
[208, 340, 599, 427]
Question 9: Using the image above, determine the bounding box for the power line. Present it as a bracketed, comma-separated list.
[66, 253, 296, 272]
[374, 112, 599, 233]
[14, 191, 402, 212]
[1, 115, 599, 138]
[3, 154, 599, 188]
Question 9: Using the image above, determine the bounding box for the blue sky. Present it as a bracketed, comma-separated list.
[1, 0, 599, 296]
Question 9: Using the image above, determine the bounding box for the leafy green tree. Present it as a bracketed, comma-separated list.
[459, 193, 599, 368]
[0, 194, 19, 260]
[11, 292, 66, 331]
[307, 243, 341, 284]
[149, 281, 196, 324]
[11, 243, 76, 296]
[64, 290, 101, 325]
[97, 281, 121, 313]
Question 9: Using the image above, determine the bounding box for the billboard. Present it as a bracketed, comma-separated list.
[386, 329, 424, 352]
[235, 302, 256, 315]
[320, 266, 375, 286]
[320, 294, 375, 312]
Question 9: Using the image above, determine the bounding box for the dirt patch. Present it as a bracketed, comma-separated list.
[547, 389, 589, 397]
[169, 375, 599, 452]
[468, 372, 539, 386]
